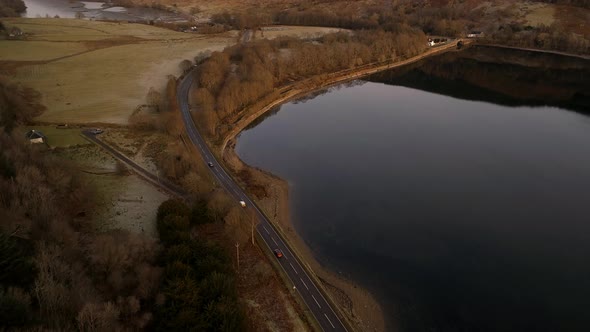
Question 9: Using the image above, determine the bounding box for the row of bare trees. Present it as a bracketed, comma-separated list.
[482, 23, 590, 55]
[532, 0, 590, 8]
[190, 29, 427, 139]
[209, 2, 481, 37]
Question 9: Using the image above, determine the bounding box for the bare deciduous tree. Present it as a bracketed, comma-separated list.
[77, 302, 121, 332]
[207, 189, 234, 222]
[224, 206, 249, 245]
[146, 87, 161, 112]
[179, 59, 193, 73]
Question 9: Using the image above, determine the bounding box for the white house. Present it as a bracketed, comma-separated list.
[467, 31, 484, 38]
[25, 130, 46, 144]
[8, 27, 23, 38]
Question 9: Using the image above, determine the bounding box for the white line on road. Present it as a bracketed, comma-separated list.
[272, 237, 278, 245]
[309, 277, 349, 331]
[312, 295, 322, 309]
[300, 278, 309, 290]
[290, 263, 298, 274]
[263, 227, 269, 234]
[324, 313, 336, 329]
[230, 187, 242, 199]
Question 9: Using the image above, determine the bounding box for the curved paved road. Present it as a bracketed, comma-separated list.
[177, 73, 348, 332]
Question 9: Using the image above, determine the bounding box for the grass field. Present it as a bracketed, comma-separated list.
[0, 41, 88, 61]
[523, 2, 556, 26]
[12, 37, 232, 124]
[0, 18, 232, 124]
[19, 125, 90, 147]
[3, 18, 198, 41]
[54, 141, 169, 237]
[0, 18, 338, 125]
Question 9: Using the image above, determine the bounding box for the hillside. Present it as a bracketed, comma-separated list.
[123, 0, 588, 42]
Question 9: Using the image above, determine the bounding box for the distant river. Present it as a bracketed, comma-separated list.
[22, 0, 186, 21]
[235, 49, 590, 331]
[22, 0, 79, 18]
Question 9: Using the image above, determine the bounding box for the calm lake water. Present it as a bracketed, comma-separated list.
[22, 0, 80, 18]
[236, 51, 590, 331]
[22, 0, 186, 21]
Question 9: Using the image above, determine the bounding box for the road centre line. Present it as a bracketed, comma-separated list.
[300, 278, 309, 290]
[324, 313, 336, 328]
[312, 295, 322, 309]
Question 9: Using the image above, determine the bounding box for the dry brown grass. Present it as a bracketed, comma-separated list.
[0, 41, 87, 61]
[18, 125, 90, 148]
[1, 18, 198, 41]
[0, 18, 231, 124]
[9, 37, 231, 124]
[555, 5, 590, 37]
[53, 127, 179, 237]
[55, 139, 170, 237]
[523, 2, 556, 26]
[0, 18, 340, 125]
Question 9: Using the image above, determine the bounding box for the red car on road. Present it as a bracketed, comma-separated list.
[274, 249, 283, 258]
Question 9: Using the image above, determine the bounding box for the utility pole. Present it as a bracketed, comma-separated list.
[251, 221, 255, 245]
[235, 242, 240, 271]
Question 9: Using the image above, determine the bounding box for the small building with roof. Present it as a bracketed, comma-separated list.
[467, 31, 484, 38]
[25, 130, 46, 144]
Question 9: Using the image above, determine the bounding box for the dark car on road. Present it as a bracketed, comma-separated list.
[207, 162, 214, 167]
[274, 249, 283, 258]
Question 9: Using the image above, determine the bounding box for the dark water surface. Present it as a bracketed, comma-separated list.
[236, 50, 590, 331]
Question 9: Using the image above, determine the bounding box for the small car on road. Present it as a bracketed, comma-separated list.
[89, 128, 103, 135]
[274, 249, 283, 258]
[207, 162, 214, 167]
[239, 200, 246, 207]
